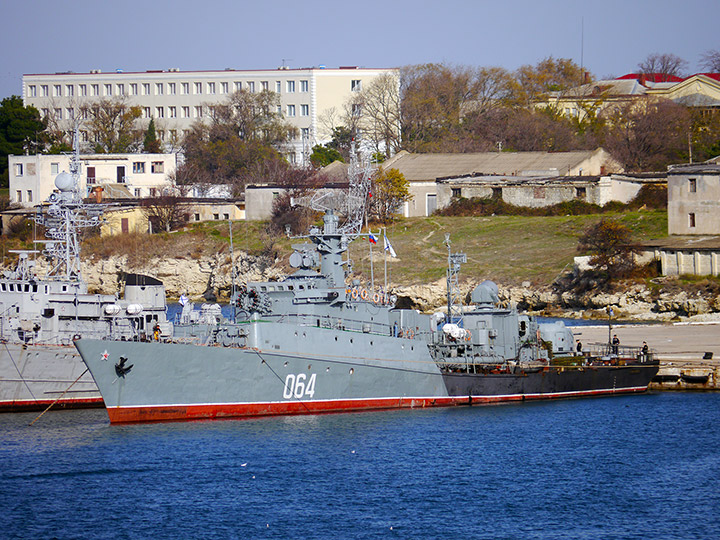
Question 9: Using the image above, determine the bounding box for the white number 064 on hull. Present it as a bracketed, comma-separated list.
[283, 373, 317, 399]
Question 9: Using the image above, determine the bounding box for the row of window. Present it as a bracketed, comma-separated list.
[42, 102, 312, 121]
[26, 77, 356, 98]
[14, 161, 165, 177]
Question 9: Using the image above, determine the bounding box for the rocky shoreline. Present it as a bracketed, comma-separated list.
[69, 252, 720, 323]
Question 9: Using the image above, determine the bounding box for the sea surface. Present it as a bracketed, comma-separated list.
[1, 393, 718, 540]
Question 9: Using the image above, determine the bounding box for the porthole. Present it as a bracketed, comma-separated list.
[307, 364, 312, 370]
[284, 361, 288, 367]
[326, 367, 330, 372]
[349, 368, 354, 375]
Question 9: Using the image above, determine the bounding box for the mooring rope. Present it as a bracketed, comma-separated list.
[28, 368, 89, 426]
[4, 341, 38, 402]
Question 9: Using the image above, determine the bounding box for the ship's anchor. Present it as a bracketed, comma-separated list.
[115, 356, 133, 378]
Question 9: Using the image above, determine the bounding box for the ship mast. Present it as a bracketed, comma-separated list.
[34, 126, 105, 281]
[445, 234, 466, 325]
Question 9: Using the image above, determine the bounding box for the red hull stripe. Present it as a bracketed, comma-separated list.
[106, 386, 649, 423]
[0, 397, 104, 412]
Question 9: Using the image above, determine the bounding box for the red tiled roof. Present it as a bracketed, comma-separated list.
[617, 73, 684, 83]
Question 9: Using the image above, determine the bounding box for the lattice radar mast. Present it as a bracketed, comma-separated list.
[34, 127, 106, 281]
[445, 234, 467, 324]
[291, 142, 373, 241]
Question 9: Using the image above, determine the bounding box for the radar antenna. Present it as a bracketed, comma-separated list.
[34, 125, 106, 281]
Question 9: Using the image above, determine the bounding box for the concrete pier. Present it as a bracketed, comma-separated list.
[571, 321, 720, 390]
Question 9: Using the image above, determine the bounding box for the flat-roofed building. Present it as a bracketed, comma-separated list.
[22, 66, 396, 165]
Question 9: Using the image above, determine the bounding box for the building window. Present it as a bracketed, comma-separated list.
[28, 85, 37, 97]
[301, 127, 309, 138]
[51, 163, 59, 174]
[182, 82, 190, 94]
[194, 106, 203, 118]
[156, 106, 164, 118]
[223, 213, 229, 220]
[276, 81, 281, 93]
[67, 108, 74, 120]
[133, 162, 145, 173]
[80, 84, 87, 96]
[91, 84, 99, 96]
[261, 81, 268, 91]
[194, 213, 200, 221]
[104, 83, 112, 96]
[156, 83, 163, 95]
[287, 105, 296, 117]
[208, 82, 216, 94]
[300, 104, 309, 116]
[87, 167, 96, 184]
[27, 190, 32, 202]
[213, 213, 219, 220]
[41, 108, 49, 117]
[143, 107, 151, 118]
[16, 191, 21, 202]
[117, 84, 124, 96]
[158, 130, 165, 141]
[169, 82, 176, 95]
[54, 108, 62, 120]
[180, 106, 189, 118]
[533, 187, 546, 199]
[351, 80, 361, 92]
[53, 84, 62, 97]
[221, 82, 228, 93]
[575, 187, 586, 199]
[247, 81, 255, 92]
[689, 178, 697, 193]
[66, 85, 74, 97]
[81, 130, 88, 142]
[300, 80, 308, 92]
[135, 188, 142, 197]
[169, 129, 177, 140]
[451, 188, 461, 198]
[235, 81, 242, 92]
[151, 161, 164, 173]
[129, 83, 137, 95]
[15, 164, 23, 176]
[41, 85, 49, 97]
[194, 82, 203, 94]
[689, 213, 696, 228]
[169, 106, 177, 118]
[142, 83, 150, 95]
[352, 104, 362, 116]
[286, 81, 295, 93]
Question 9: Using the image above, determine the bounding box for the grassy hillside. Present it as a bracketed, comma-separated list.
[76, 210, 667, 287]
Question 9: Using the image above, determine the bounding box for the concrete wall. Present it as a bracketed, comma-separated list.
[668, 171, 720, 235]
[245, 186, 284, 221]
[8, 153, 176, 206]
[660, 249, 720, 276]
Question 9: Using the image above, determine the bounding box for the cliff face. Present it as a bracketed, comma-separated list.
[74, 253, 720, 322]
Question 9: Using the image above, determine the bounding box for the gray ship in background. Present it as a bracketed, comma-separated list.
[75, 151, 658, 424]
[0, 135, 169, 411]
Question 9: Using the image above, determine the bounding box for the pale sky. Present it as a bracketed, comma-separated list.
[2, 0, 718, 99]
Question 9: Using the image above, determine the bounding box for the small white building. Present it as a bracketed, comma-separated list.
[8, 153, 177, 207]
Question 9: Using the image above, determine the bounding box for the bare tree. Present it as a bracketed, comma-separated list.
[638, 53, 688, 80]
[351, 73, 402, 157]
[699, 49, 720, 72]
[140, 195, 189, 233]
[81, 98, 143, 153]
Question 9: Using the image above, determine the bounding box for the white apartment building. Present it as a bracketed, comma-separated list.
[8, 153, 177, 207]
[22, 66, 396, 165]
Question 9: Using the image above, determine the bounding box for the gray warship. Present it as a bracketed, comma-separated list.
[75, 154, 658, 423]
[0, 139, 169, 411]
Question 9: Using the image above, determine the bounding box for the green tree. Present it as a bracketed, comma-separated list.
[0, 96, 46, 186]
[577, 218, 637, 279]
[368, 167, 412, 223]
[143, 118, 162, 153]
[309, 144, 343, 167]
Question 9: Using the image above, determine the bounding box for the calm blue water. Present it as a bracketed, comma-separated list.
[2, 393, 718, 540]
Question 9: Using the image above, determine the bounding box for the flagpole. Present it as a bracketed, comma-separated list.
[383, 226, 388, 297]
[369, 230, 375, 292]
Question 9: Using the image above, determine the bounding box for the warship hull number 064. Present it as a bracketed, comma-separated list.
[75, 151, 658, 424]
